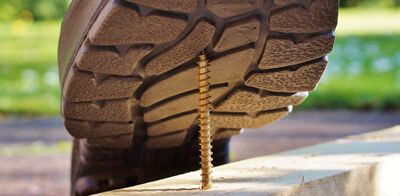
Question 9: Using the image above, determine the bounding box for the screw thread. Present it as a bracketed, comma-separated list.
[198, 51, 213, 190]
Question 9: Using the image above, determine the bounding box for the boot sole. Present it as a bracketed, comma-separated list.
[60, 0, 338, 195]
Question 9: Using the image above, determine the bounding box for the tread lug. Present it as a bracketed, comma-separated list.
[246, 60, 327, 93]
[270, 0, 338, 33]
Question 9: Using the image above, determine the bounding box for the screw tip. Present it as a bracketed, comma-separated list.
[201, 183, 212, 190]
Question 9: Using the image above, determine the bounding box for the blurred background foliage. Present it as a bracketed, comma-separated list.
[0, 0, 399, 116]
[0, 0, 70, 22]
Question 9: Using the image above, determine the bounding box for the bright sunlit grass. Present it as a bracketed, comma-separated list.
[0, 8, 399, 116]
[336, 8, 400, 35]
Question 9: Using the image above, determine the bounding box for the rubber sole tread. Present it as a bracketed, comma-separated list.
[61, 0, 338, 195]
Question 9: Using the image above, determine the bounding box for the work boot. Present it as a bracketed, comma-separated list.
[58, 0, 338, 195]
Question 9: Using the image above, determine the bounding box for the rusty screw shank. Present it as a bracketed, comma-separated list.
[198, 52, 213, 190]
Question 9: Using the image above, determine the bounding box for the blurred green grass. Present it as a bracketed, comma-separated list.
[0, 141, 71, 156]
[301, 8, 400, 110]
[0, 22, 60, 116]
[0, 8, 399, 116]
[302, 34, 400, 110]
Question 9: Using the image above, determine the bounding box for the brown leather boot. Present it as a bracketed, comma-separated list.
[58, 0, 338, 195]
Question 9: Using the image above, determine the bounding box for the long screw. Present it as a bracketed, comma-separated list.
[198, 51, 213, 190]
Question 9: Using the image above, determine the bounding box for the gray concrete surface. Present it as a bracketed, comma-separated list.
[101, 126, 400, 196]
[0, 110, 399, 195]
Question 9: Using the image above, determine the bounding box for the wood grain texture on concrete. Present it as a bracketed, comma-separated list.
[98, 126, 400, 196]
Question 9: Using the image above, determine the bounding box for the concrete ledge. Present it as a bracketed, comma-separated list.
[99, 126, 400, 196]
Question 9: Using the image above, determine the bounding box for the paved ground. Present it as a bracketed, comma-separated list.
[0, 110, 399, 195]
